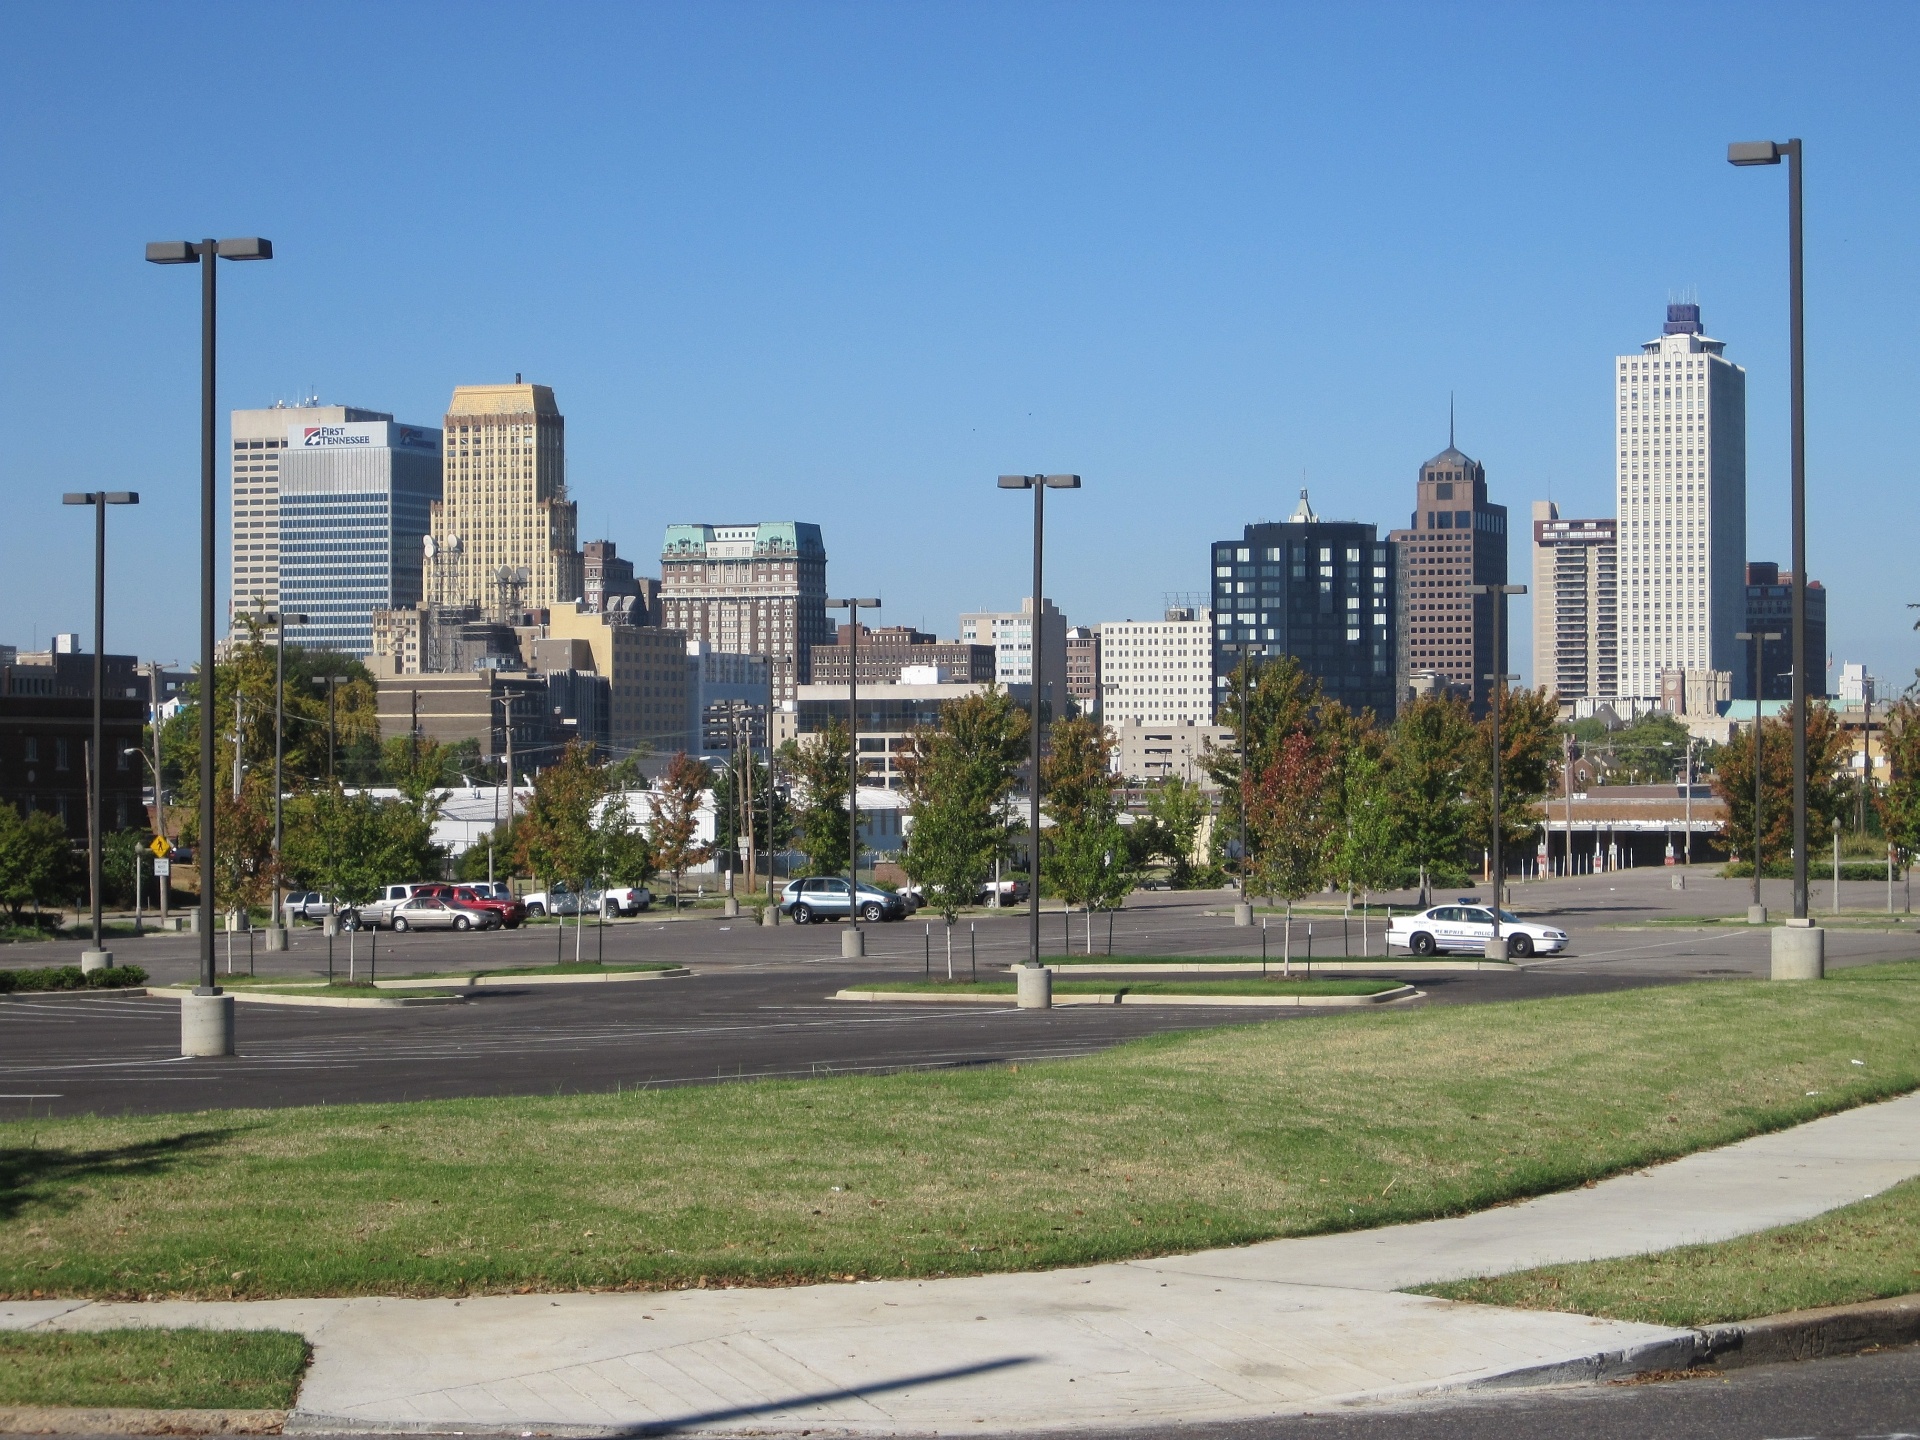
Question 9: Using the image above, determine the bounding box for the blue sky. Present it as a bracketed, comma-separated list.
[3, 1, 1916, 691]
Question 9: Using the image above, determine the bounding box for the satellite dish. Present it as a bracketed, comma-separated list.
[448, 534, 463, 552]
[422, 534, 438, 558]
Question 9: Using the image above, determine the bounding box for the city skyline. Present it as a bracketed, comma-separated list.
[4, 6, 1916, 692]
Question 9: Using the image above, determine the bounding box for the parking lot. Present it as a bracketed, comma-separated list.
[2, 870, 1913, 1119]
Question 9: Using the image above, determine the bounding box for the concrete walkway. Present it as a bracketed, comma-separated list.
[5, 1092, 1917, 1436]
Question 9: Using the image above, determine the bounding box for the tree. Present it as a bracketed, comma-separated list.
[1386, 692, 1477, 904]
[1713, 705, 1851, 875]
[780, 719, 852, 877]
[1325, 743, 1403, 904]
[898, 688, 1028, 925]
[1040, 717, 1137, 918]
[0, 803, 79, 925]
[647, 753, 713, 905]
[1566, 711, 1692, 784]
[512, 741, 614, 898]
[1247, 731, 1333, 911]
[1468, 686, 1560, 869]
[1879, 700, 1920, 893]
[282, 786, 441, 913]
[1140, 775, 1211, 888]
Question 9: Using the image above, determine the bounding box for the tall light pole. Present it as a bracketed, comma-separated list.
[253, 610, 307, 952]
[61, 490, 139, 969]
[1468, 582, 1526, 957]
[1728, 140, 1811, 922]
[146, 235, 272, 1054]
[998, 474, 1081, 967]
[827, 597, 881, 956]
[317, 674, 350, 783]
[1737, 630, 1782, 921]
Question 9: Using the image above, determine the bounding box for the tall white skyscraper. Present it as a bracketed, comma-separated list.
[1615, 303, 1747, 700]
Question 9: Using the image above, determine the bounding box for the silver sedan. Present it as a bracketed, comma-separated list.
[386, 896, 497, 933]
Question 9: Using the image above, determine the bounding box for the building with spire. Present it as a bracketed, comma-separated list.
[1387, 433, 1511, 716]
[1211, 489, 1398, 721]
[1614, 303, 1747, 700]
[426, 381, 581, 620]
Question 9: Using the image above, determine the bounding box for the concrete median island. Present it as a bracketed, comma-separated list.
[373, 962, 691, 989]
[1039, 953, 1515, 974]
[836, 977, 1413, 1005]
[150, 983, 467, 1009]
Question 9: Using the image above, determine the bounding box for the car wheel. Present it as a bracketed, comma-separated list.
[1508, 933, 1534, 958]
[392, 917, 410, 933]
[454, 915, 471, 931]
[794, 903, 814, 924]
[1410, 931, 1436, 956]
[860, 902, 884, 923]
[526, 903, 544, 916]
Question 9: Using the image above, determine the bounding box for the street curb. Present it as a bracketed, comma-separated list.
[374, 967, 691, 989]
[143, 988, 464, 1009]
[0, 1406, 285, 1434]
[1690, 1291, 1920, 1370]
[831, 985, 1417, 1007]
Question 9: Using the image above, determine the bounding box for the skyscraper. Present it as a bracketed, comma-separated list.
[1530, 502, 1618, 710]
[1615, 303, 1747, 700]
[427, 382, 581, 619]
[229, 402, 388, 619]
[658, 522, 830, 703]
[1386, 448, 1508, 716]
[1215, 491, 1398, 720]
[279, 420, 443, 657]
[1743, 562, 1828, 700]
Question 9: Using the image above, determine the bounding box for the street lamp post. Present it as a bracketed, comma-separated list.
[61, 490, 139, 971]
[827, 597, 881, 957]
[998, 474, 1081, 973]
[1736, 630, 1782, 923]
[1468, 584, 1527, 957]
[252, 611, 307, 952]
[146, 235, 272, 1056]
[1728, 140, 1812, 924]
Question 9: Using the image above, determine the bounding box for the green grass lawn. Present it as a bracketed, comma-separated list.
[1419, 1174, 1920, 1327]
[1, 964, 1915, 1301]
[863, 977, 1402, 996]
[0, 1328, 309, 1408]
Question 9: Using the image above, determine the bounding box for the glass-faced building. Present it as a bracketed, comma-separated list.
[279, 421, 443, 657]
[1210, 491, 1397, 721]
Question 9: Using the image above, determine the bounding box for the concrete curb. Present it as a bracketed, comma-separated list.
[144, 987, 463, 1009]
[832, 985, 1416, 1007]
[0, 1406, 285, 1435]
[1038, 960, 1511, 975]
[374, 966, 691, 989]
[1690, 1291, 1920, 1370]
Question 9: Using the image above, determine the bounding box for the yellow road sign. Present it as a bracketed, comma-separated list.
[149, 835, 172, 858]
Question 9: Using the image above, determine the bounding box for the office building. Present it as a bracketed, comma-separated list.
[1742, 562, 1828, 700]
[1386, 448, 1506, 716]
[276, 420, 443, 657]
[687, 642, 772, 755]
[1099, 608, 1213, 729]
[960, 598, 1068, 713]
[1837, 662, 1875, 708]
[810, 626, 994, 688]
[776, 678, 1028, 790]
[229, 402, 390, 620]
[374, 670, 548, 761]
[1616, 303, 1749, 700]
[1065, 627, 1100, 717]
[584, 540, 655, 620]
[0, 694, 147, 838]
[1531, 503, 1618, 711]
[659, 522, 829, 704]
[1221, 491, 1399, 719]
[1109, 719, 1231, 787]
[545, 603, 694, 758]
[2, 638, 142, 700]
[428, 382, 581, 619]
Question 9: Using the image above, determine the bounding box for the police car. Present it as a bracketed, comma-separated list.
[1386, 900, 1568, 958]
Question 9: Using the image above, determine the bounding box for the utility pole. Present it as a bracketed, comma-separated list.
[1564, 731, 1574, 876]
[1469, 582, 1527, 954]
[232, 691, 245, 801]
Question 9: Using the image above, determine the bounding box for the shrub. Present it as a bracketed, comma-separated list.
[0, 963, 147, 994]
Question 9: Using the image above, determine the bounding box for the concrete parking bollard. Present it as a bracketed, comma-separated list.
[842, 926, 865, 958]
[761, 905, 779, 927]
[181, 992, 236, 1057]
[1747, 904, 1768, 925]
[1671, 874, 1686, 891]
[80, 949, 112, 974]
[1016, 965, 1052, 1009]
[1771, 920, 1825, 980]
[1483, 935, 1510, 961]
[1232, 903, 1253, 927]
[264, 926, 288, 952]
[724, 896, 739, 917]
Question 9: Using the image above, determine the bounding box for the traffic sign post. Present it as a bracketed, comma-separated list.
[150, 835, 172, 858]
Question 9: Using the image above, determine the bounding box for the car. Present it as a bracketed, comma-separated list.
[521, 884, 605, 918]
[976, 878, 1029, 906]
[413, 882, 525, 929]
[384, 895, 499, 933]
[280, 892, 341, 925]
[599, 885, 653, 917]
[779, 876, 907, 924]
[348, 882, 440, 930]
[1386, 901, 1568, 958]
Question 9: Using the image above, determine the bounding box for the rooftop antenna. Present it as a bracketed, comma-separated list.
[1449, 392, 1455, 448]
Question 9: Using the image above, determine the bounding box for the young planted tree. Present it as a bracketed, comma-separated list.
[1879, 699, 1920, 905]
[1141, 774, 1212, 888]
[647, 752, 714, 908]
[1385, 691, 1477, 905]
[512, 740, 613, 934]
[1325, 743, 1403, 906]
[1040, 717, 1137, 934]
[284, 786, 442, 917]
[0, 802, 79, 927]
[1713, 705, 1852, 876]
[898, 688, 1027, 933]
[1247, 730, 1333, 914]
[1467, 685, 1561, 877]
[780, 719, 852, 878]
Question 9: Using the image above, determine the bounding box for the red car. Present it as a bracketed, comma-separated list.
[414, 883, 526, 929]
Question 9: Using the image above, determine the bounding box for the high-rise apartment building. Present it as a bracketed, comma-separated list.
[1388, 451, 1508, 716]
[1065, 626, 1100, 716]
[1615, 303, 1748, 700]
[1220, 491, 1399, 719]
[427, 382, 581, 619]
[1530, 503, 1618, 710]
[1099, 609, 1212, 728]
[1743, 562, 1828, 700]
[960, 599, 1068, 713]
[658, 522, 830, 703]
[277, 420, 443, 657]
[229, 402, 389, 619]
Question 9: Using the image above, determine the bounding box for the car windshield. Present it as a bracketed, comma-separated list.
[1498, 909, 1522, 923]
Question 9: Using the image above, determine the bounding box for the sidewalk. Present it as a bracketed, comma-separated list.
[6, 1092, 1918, 1435]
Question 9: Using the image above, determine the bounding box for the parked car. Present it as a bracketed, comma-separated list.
[596, 885, 653, 917]
[521, 884, 606, 917]
[1386, 902, 1568, 959]
[280, 892, 341, 925]
[413, 882, 525, 929]
[976, 878, 1030, 906]
[779, 876, 907, 924]
[385, 895, 499, 933]
[345, 882, 439, 930]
